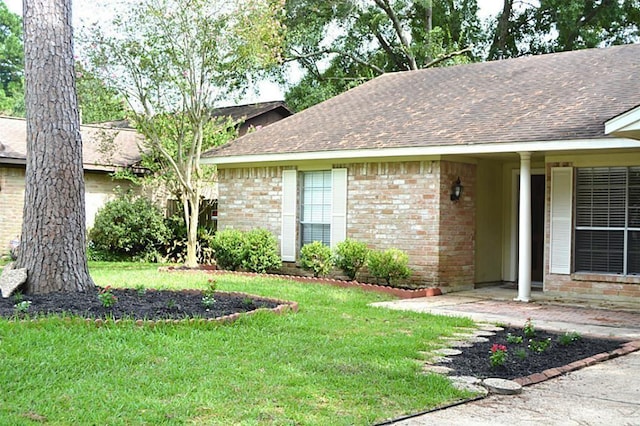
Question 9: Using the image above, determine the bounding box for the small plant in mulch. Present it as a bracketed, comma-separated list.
[97, 286, 118, 308]
[489, 343, 508, 368]
[523, 317, 536, 338]
[13, 300, 32, 315]
[201, 279, 217, 309]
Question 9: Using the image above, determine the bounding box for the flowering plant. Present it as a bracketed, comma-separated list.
[523, 317, 536, 338]
[489, 343, 508, 367]
[98, 286, 118, 308]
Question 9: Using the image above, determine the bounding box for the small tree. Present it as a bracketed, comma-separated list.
[84, 0, 285, 268]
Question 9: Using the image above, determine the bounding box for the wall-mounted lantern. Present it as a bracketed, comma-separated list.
[450, 177, 463, 201]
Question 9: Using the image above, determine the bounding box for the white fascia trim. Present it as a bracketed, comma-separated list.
[201, 138, 640, 165]
[605, 106, 640, 134]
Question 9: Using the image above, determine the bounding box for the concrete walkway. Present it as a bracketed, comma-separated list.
[372, 289, 640, 425]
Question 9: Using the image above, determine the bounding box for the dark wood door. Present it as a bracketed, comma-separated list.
[531, 175, 545, 282]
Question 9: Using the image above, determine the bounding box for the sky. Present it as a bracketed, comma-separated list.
[3, 0, 503, 104]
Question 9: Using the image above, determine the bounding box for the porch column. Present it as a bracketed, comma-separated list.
[516, 152, 532, 302]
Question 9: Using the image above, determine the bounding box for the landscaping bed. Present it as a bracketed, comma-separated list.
[436, 325, 628, 380]
[0, 287, 286, 321]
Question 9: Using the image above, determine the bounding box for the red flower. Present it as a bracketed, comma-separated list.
[491, 344, 507, 353]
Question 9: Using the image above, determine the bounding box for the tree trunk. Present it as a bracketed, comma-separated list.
[488, 0, 513, 60]
[17, 0, 94, 293]
[184, 191, 201, 268]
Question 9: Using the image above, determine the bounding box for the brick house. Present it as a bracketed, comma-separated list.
[202, 44, 640, 302]
[0, 116, 142, 249]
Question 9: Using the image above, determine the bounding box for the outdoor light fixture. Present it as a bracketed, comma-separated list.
[450, 177, 463, 201]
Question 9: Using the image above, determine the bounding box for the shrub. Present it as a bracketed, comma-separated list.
[300, 241, 334, 277]
[242, 228, 282, 273]
[367, 248, 412, 287]
[333, 239, 369, 281]
[211, 228, 246, 271]
[88, 192, 171, 262]
[164, 214, 215, 265]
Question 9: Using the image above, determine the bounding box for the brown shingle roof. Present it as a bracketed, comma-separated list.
[204, 44, 640, 159]
[0, 116, 142, 171]
[210, 101, 292, 123]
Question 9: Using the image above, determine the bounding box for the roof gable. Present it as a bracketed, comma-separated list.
[204, 44, 640, 161]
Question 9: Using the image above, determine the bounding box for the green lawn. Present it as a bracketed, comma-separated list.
[0, 263, 476, 425]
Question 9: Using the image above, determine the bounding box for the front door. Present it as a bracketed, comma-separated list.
[531, 175, 545, 283]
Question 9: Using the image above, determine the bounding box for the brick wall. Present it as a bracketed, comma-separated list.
[0, 166, 133, 251]
[217, 160, 476, 291]
[217, 166, 284, 236]
[437, 161, 476, 291]
[0, 166, 25, 251]
[346, 161, 440, 287]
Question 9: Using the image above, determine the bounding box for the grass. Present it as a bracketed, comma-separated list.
[0, 262, 476, 425]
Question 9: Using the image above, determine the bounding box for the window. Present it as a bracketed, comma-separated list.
[281, 168, 346, 261]
[575, 167, 640, 275]
[300, 170, 331, 246]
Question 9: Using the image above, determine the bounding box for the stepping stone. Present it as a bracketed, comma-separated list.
[450, 381, 488, 395]
[482, 378, 523, 395]
[450, 375, 482, 385]
[0, 265, 27, 298]
[446, 340, 475, 348]
[478, 324, 504, 332]
[422, 365, 453, 375]
[434, 348, 463, 356]
[473, 330, 497, 337]
[431, 356, 453, 363]
[467, 336, 490, 343]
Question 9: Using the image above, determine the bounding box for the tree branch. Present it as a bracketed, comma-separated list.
[373, 0, 417, 70]
[424, 47, 472, 68]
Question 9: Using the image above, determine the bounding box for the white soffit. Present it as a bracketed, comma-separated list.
[202, 137, 640, 165]
[605, 105, 640, 139]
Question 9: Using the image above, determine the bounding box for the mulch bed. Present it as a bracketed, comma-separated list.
[0, 287, 282, 321]
[437, 326, 628, 380]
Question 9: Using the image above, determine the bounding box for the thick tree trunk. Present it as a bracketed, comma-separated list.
[17, 0, 94, 293]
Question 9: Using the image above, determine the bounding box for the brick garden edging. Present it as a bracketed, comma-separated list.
[12, 289, 298, 328]
[160, 266, 442, 299]
[513, 339, 640, 386]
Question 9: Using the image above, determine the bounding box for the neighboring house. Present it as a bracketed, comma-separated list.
[0, 116, 142, 249]
[202, 44, 640, 302]
[210, 101, 293, 137]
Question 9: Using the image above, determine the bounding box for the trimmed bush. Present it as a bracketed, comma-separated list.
[242, 228, 282, 273]
[164, 214, 216, 265]
[367, 248, 412, 287]
[88, 193, 171, 262]
[211, 228, 246, 271]
[333, 239, 369, 281]
[300, 241, 334, 277]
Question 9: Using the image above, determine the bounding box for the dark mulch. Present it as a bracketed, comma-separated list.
[437, 326, 627, 380]
[0, 287, 280, 320]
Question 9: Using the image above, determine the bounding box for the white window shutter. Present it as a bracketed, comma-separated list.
[281, 170, 297, 261]
[331, 168, 348, 248]
[550, 167, 573, 274]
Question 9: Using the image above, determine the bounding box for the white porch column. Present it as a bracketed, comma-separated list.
[516, 152, 532, 302]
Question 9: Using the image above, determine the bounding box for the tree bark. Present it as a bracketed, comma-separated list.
[488, 0, 513, 60]
[18, 0, 94, 293]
